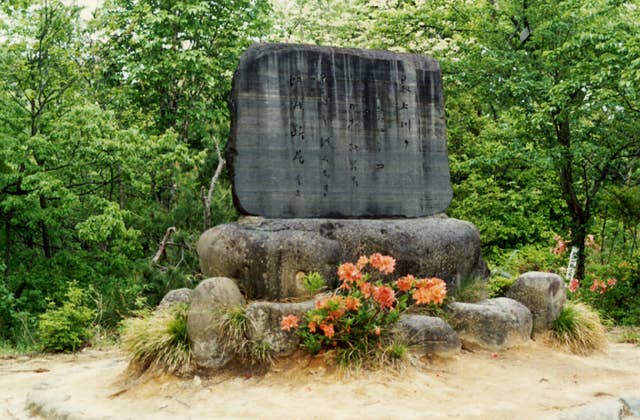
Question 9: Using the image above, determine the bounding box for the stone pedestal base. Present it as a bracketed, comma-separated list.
[197, 215, 488, 300]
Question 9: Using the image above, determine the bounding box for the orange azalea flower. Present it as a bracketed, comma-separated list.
[378, 255, 396, 274]
[360, 282, 374, 298]
[607, 278, 617, 287]
[356, 255, 369, 270]
[413, 277, 447, 304]
[308, 321, 317, 333]
[397, 274, 415, 292]
[552, 235, 567, 255]
[345, 296, 361, 311]
[320, 323, 335, 338]
[369, 253, 383, 270]
[568, 278, 580, 292]
[373, 285, 396, 309]
[427, 278, 447, 304]
[412, 286, 432, 305]
[590, 279, 606, 293]
[369, 253, 396, 274]
[329, 307, 346, 321]
[281, 314, 299, 331]
[337, 262, 362, 284]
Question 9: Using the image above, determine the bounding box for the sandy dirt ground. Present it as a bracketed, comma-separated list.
[1, 335, 639, 419]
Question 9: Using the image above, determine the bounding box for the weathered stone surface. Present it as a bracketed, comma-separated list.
[187, 278, 245, 369]
[157, 288, 192, 310]
[448, 298, 533, 350]
[621, 396, 640, 417]
[245, 297, 322, 356]
[556, 398, 632, 420]
[506, 271, 566, 334]
[393, 315, 461, 356]
[229, 43, 452, 218]
[198, 216, 488, 300]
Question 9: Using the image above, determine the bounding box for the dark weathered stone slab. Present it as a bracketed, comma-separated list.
[228, 43, 452, 218]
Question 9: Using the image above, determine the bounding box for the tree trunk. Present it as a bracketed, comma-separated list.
[554, 109, 588, 279]
[152, 226, 176, 264]
[202, 137, 226, 230]
[599, 211, 607, 264]
[39, 195, 52, 259]
[3, 213, 11, 280]
[201, 187, 210, 231]
[573, 223, 588, 281]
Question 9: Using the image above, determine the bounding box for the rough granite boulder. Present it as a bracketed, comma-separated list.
[448, 298, 533, 350]
[187, 278, 245, 369]
[393, 315, 461, 356]
[157, 288, 192, 311]
[198, 216, 488, 300]
[506, 271, 566, 334]
[245, 297, 323, 356]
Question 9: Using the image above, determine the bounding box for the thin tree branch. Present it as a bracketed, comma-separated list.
[152, 226, 176, 264]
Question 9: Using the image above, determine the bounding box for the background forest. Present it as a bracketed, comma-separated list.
[1, 0, 638, 350]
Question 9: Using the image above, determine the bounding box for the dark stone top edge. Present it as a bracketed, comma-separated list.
[240, 42, 441, 71]
[236, 214, 452, 224]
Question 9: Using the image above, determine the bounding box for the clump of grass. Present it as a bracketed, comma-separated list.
[453, 277, 489, 303]
[302, 272, 326, 294]
[335, 339, 409, 372]
[247, 340, 274, 366]
[216, 305, 273, 367]
[217, 305, 251, 354]
[381, 342, 409, 367]
[488, 275, 516, 298]
[551, 301, 606, 355]
[121, 303, 193, 377]
[618, 329, 640, 345]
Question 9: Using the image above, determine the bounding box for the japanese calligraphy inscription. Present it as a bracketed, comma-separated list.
[228, 43, 452, 218]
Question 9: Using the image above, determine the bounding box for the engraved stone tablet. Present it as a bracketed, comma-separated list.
[228, 43, 452, 218]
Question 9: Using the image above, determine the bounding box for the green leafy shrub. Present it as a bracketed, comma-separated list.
[302, 272, 326, 294]
[38, 285, 96, 353]
[0, 282, 15, 340]
[282, 253, 447, 368]
[551, 301, 606, 355]
[488, 275, 516, 298]
[495, 245, 564, 276]
[121, 303, 193, 377]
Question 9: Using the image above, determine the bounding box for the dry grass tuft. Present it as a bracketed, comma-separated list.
[617, 328, 640, 345]
[551, 301, 606, 355]
[121, 303, 194, 377]
[215, 305, 274, 367]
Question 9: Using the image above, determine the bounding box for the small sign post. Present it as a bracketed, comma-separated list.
[566, 246, 579, 281]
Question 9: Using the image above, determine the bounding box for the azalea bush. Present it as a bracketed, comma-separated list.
[568, 259, 640, 326]
[281, 253, 447, 367]
[556, 232, 640, 326]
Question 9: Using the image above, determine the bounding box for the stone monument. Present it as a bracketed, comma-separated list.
[198, 43, 488, 300]
[228, 44, 451, 218]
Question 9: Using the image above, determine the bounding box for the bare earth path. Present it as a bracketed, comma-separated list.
[1, 336, 639, 419]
